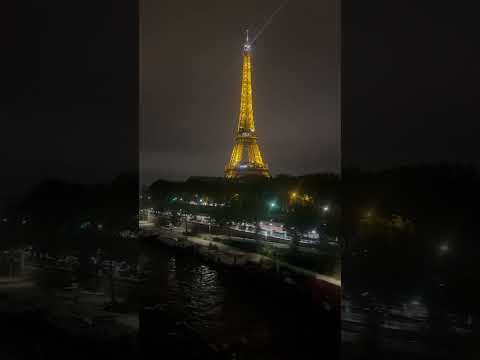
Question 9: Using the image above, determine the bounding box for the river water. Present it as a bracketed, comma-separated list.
[4, 240, 339, 360]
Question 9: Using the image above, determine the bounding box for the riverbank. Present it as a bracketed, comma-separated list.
[140, 226, 341, 312]
[2, 241, 341, 360]
[144, 227, 339, 280]
[0, 269, 139, 359]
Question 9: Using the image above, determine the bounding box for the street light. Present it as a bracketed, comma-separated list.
[269, 201, 277, 209]
[323, 205, 330, 212]
[438, 242, 449, 255]
[303, 194, 312, 202]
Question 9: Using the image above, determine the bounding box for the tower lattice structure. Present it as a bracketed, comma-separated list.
[224, 31, 270, 178]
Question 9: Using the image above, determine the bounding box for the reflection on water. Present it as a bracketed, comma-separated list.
[342, 288, 475, 359]
[2, 242, 338, 359]
[137, 247, 273, 346]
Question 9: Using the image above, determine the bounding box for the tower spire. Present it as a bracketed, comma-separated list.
[243, 28, 251, 52]
[224, 33, 269, 179]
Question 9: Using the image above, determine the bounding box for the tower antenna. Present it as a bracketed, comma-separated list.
[243, 28, 251, 51]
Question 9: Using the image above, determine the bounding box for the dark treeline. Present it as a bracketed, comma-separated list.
[145, 173, 341, 237]
[342, 164, 480, 315]
[147, 173, 340, 206]
[0, 172, 138, 257]
[145, 173, 341, 277]
[343, 164, 478, 239]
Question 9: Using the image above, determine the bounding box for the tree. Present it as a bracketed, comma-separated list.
[284, 203, 318, 254]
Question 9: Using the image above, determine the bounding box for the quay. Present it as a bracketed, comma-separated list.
[140, 225, 341, 309]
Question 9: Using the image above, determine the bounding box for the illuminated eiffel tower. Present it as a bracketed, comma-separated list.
[224, 31, 270, 178]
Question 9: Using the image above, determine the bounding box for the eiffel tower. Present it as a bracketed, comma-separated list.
[224, 31, 270, 178]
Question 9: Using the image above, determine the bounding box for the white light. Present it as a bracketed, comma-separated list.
[439, 242, 449, 254]
[410, 299, 420, 305]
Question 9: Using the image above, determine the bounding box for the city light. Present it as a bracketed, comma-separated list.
[410, 298, 421, 305]
[323, 205, 329, 212]
[289, 191, 313, 204]
[438, 242, 450, 254]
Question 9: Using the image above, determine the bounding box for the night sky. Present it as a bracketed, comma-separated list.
[1, 1, 138, 201]
[342, 2, 480, 170]
[140, 0, 340, 185]
[2, 1, 479, 202]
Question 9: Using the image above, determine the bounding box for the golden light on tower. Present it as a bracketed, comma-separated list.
[224, 30, 270, 178]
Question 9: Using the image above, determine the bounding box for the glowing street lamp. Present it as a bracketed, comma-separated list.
[438, 242, 450, 255]
[323, 205, 330, 212]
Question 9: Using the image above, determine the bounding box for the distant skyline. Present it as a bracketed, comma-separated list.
[140, 0, 340, 186]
